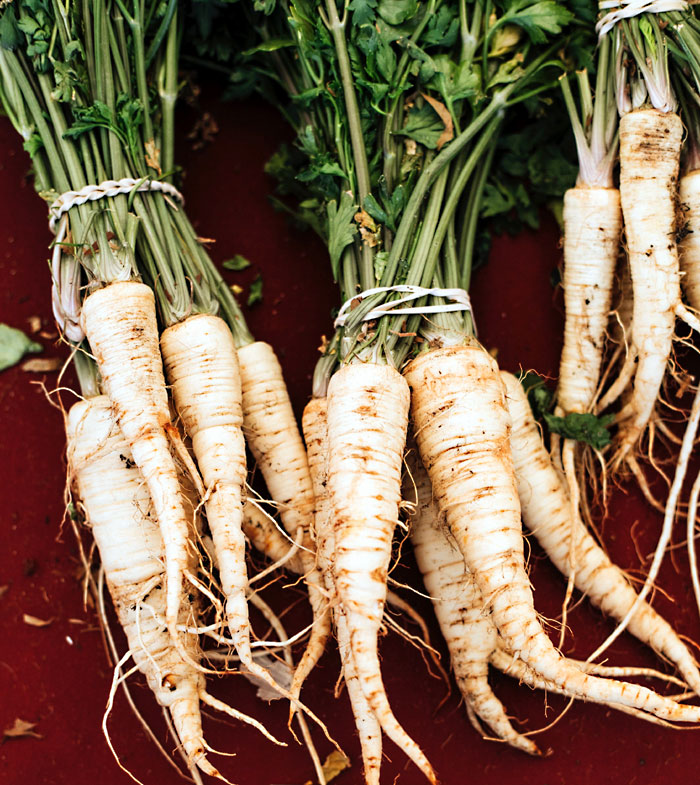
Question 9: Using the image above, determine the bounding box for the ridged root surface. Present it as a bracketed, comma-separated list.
[558, 185, 621, 415]
[679, 170, 700, 310]
[238, 341, 329, 695]
[404, 344, 700, 723]
[66, 396, 219, 778]
[327, 362, 436, 784]
[303, 396, 382, 785]
[161, 314, 250, 655]
[614, 109, 683, 463]
[81, 281, 191, 643]
[502, 371, 700, 694]
[405, 448, 540, 755]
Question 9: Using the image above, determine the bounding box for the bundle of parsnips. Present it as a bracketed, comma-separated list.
[236, 0, 700, 782]
[0, 0, 335, 778]
[6, 0, 700, 782]
[548, 0, 700, 667]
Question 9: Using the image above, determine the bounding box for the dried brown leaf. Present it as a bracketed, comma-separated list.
[421, 93, 454, 150]
[3, 719, 42, 741]
[144, 139, 162, 176]
[27, 316, 41, 334]
[321, 750, 351, 783]
[23, 614, 54, 627]
[21, 357, 62, 373]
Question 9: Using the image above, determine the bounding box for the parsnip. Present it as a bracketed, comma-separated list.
[238, 341, 330, 697]
[327, 362, 435, 784]
[502, 370, 700, 692]
[67, 395, 275, 779]
[405, 342, 700, 722]
[303, 395, 383, 785]
[81, 281, 195, 650]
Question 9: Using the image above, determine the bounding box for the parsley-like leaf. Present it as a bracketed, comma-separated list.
[326, 191, 358, 281]
[223, 255, 251, 271]
[0, 323, 42, 373]
[247, 274, 263, 306]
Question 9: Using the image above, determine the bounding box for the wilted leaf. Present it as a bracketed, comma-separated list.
[0, 323, 42, 372]
[420, 93, 454, 150]
[3, 719, 41, 741]
[321, 750, 351, 782]
[23, 614, 54, 627]
[247, 275, 264, 307]
[22, 357, 62, 373]
[144, 139, 161, 175]
[241, 655, 292, 701]
[223, 255, 252, 271]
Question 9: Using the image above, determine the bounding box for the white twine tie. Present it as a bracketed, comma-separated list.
[334, 285, 472, 328]
[48, 176, 183, 340]
[48, 176, 184, 233]
[597, 0, 689, 37]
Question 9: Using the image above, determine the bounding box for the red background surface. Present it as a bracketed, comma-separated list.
[2, 88, 700, 785]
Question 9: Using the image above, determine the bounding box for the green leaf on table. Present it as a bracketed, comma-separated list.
[327, 191, 358, 282]
[247, 275, 263, 307]
[0, 324, 42, 373]
[223, 255, 251, 271]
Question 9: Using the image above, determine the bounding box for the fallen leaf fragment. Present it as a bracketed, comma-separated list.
[22, 357, 62, 373]
[0, 323, 42, 372]
[241, 655, 292, 702]
[23, 614, 54, 627]
[27, 316, 41, 333]
[3, 719, 42, 741]
[321, 750, 351, 783]
[0, 585, 8, 600]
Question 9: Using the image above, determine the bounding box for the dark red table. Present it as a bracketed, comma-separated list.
[2, 90, 699, 785]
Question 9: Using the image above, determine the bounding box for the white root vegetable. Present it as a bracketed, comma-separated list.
[303, 396, 382, 785]
[161, 313, 288, 701]
[67, 395, 275, 780]
[679, 170, 700, 309]
[238, 341, 330, 697]
[404, 342, 700, 722]
[488, 648, 688, 728]
[327, 362, 436, 784]
[81, 281, 195, 649]
[558, 186, 622, 416]
[501, 371, 700, 693]
[613, 109, 699, 464]
[242, 500, 304, 575]
[405, 439, 689, 752]
[405, 447, 540, 755]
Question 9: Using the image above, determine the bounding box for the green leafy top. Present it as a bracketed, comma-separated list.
[232, 0, 573, 392]
[0, 0, 251, 344]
